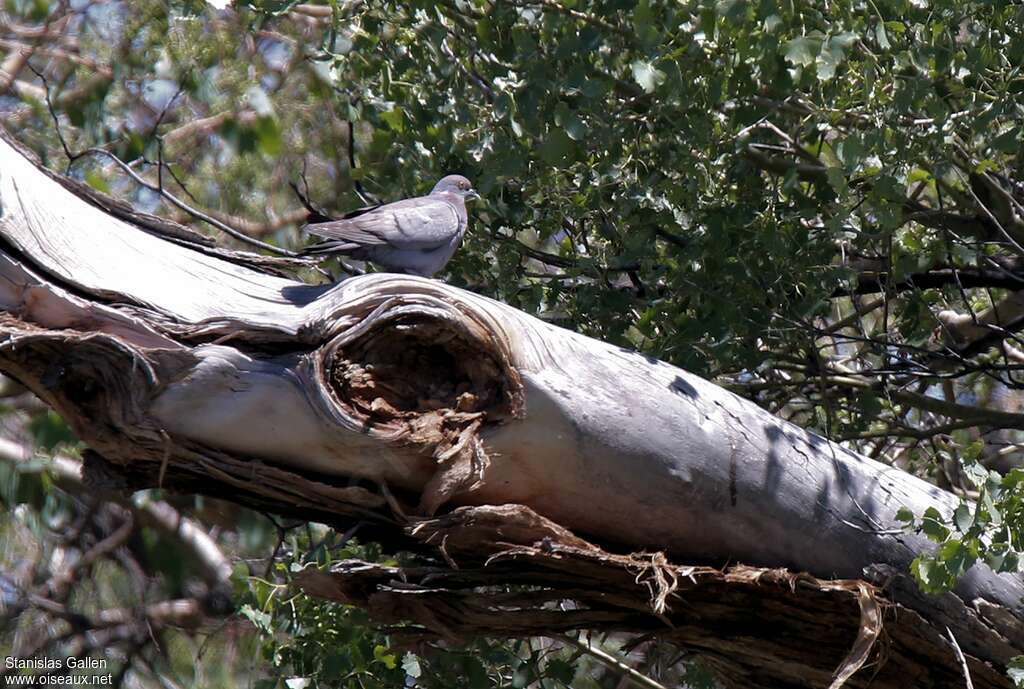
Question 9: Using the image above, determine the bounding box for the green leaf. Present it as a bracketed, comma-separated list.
[231, 561, 252, 597]
[564, 113, 587, 141]
[554, 101, 587, 141]
[632, 0, 659, 46]
[715, 0, 744, 21]
[581, 77, 609, 99]
[783, 36, 820, 67]
[838, 136, 864, 170]
[323, 652, 348, 675]
[885, 21, 905, 36]
[874, 21, 890, 49]
[510, 116, 525, 138]
[28, 410, 77, 452]
[895, 507, 915, 524]
[963, 441, 985, 462]
[540, 128, 574, 165]
[512, 662, 532, 689]
[913, 556, 938, 588]
[857, 392, 883, 419]
[830, 31, 859, 48]
[546, 658, 576, 684]
[254, 116, 282, 156]
[465, 656, 490, 688]
[494, 93, 512, 119]
[985, 544, 1018, 573]
[380, 106, 405, 133]
[937, 538, 973, 578]
[240, 604, 273, 634]
[990, 126, 1021, 153]
[29, 0, 51, 21]
[953, 503, 973, 533]
[630, 59, 666, 93]
[373, 644, 397, 669]
[963, 461, 990, 488]
[921, 507, 950, 541]
[982, 489, 1003, 526]
[1005, 468, 1024, 488]
[825, 166, 848, 194]
[84, 169, 111, 194]
[816, 36, 850, 81]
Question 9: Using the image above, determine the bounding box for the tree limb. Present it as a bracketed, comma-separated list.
[1, 125, 1022, 687]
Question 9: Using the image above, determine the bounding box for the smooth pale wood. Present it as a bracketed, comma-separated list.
[1, 132, 1022, 653]
[0, 136, 307, 325]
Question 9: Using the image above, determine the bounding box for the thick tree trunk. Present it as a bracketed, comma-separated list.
[1, 128, 1021, 688]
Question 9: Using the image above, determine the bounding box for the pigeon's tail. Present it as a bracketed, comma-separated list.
[298, 239, 362, 257]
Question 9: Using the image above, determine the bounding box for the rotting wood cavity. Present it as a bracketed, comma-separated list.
[327, 317, 518, 431]
[327, 316, 521, 510]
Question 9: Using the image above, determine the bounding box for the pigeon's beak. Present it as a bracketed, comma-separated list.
[467, 189, 481, 201]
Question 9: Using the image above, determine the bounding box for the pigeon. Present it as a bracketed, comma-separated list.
[301, 175, 480, 277]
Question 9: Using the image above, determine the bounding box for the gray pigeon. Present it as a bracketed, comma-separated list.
[301, 175, 479, 277]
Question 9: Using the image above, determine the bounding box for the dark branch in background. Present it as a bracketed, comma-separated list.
[324, 92, 381, 208]
[289, 178, 334, 224]
[742, 145, 829, 182]
[148, 145, 203, 205]
[289, 169, 366, 277]
[836, 263, 1024, 296]
[748, 95, 873, 130]
[26, 62, 75, 161]
[655, 226, 688, 249]
[148, 87, 184, 196]
[741, 120, 1024, 397]
[790, 311, 1024, 385]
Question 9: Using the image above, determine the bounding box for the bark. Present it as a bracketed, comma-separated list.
[0, 127, 1021, 688]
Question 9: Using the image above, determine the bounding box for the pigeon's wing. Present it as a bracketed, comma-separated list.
[305, 197, 461, 250]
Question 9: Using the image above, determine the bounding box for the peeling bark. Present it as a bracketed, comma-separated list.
[1, 127, 1022, 687]
[299, 505, 1012, 689]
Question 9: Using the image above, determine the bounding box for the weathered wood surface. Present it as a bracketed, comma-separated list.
[1, 128, 1021, 687]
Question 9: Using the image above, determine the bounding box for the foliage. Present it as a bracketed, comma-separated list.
[899, 458, 1024, 593]
[234, 530, 687, 688]
[0, 413, 269, 688]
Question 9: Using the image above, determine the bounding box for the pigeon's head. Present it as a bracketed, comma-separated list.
[432, 175, 480, 201]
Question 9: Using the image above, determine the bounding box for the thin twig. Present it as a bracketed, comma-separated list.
[73, 148, 297, 256]
[29, 64, 296, 257]
[26, 63, 74, 162]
